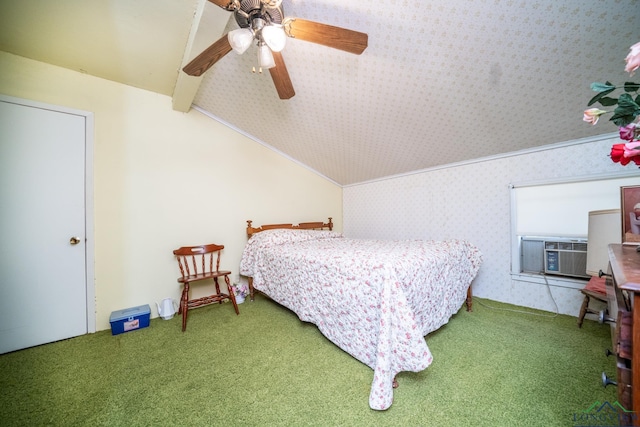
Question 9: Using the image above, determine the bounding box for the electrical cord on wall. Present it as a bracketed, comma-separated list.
[474, 273, 559, 318]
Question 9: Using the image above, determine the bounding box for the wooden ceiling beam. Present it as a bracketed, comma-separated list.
[172, 0, 229, 112]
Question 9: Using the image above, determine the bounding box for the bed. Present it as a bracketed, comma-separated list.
[239, 218, 483, 410]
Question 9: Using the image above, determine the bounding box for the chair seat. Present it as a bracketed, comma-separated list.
[178, 270, 232, 283]
[582, 276, 607, 295]
[581, 288, 607, 301]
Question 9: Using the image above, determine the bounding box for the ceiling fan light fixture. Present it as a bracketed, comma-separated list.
[261, 25, 287, 52]
[258, 44, 276, 69]
[228, 28, 254, 55]
[186, 0, 368, 99]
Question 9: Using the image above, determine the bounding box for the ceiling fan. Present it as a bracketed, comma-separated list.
[182, 0, 368, 99]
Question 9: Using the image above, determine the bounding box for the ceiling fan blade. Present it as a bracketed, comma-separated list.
[269, 51, 295, 99]
[286, 18, 368, 55]
[183, 35, 233, 77]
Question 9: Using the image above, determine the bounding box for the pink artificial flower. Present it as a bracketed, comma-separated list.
[625, 42, 640, 76]
[583, 108, 607, 125]
[624, 141, 640, 158]
[619, 123, 638, 141]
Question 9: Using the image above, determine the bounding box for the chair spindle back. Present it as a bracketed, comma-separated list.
[173, 244, 224, 279]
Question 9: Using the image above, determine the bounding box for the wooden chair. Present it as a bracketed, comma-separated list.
[173, 244, 239, 331]
[578, 275, 608, 328]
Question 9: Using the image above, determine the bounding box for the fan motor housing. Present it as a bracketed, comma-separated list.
[235, 0, 283, 28]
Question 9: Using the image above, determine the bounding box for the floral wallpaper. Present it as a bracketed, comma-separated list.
[343, 136, 640, 316]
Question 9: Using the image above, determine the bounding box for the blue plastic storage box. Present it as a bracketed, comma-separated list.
[109, 304, 151, 335]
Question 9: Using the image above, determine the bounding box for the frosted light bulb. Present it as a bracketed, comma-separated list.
[262, 25, 287, 52]
[228, 28, 253, 55]
[258, 44, 276, 69]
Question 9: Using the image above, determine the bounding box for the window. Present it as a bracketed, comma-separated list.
[510, 173, 640, 286]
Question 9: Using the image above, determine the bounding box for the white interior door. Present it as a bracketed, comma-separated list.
[0, 98, 90, 354]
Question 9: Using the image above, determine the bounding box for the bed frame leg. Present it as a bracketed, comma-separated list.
[248, 277, 255, 302]
[466, 286, 473, 312]
[392, 377, 398, 389]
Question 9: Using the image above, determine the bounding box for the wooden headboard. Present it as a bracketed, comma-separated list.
[246, 217, 333, 237]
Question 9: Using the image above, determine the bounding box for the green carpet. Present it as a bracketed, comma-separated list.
[0, 296, 617, 426]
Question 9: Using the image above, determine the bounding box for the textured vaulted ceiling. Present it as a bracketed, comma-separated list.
[1, 0, 638, 185]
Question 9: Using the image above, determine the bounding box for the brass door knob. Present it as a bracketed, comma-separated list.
[69, 237, 81, 245]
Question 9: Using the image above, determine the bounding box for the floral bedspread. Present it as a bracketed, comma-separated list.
[239, 229, 482, 410]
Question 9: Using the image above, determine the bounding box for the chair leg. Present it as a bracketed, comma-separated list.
[181, 283, 189, 332]
[578, 294, 590, 328]
[214, 277, 222, 302]
[225, 275, 240, 315]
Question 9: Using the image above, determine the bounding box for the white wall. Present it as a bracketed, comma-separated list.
[344, 138, 640, 316]
[0, 51, 342, 331]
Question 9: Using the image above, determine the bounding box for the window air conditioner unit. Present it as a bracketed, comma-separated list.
[520, 237, 589, 279]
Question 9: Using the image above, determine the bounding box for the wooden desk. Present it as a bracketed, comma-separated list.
[608, 244, 640, 423]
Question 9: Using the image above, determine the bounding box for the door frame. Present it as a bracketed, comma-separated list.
[0, 94, 96, 333]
